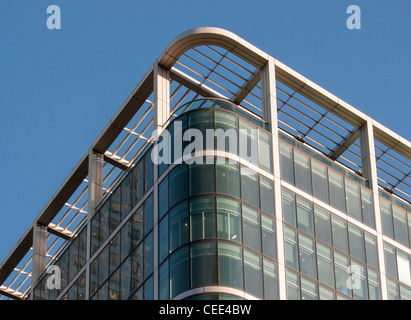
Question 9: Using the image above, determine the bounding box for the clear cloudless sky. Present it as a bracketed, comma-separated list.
[0, 0, 410, 262]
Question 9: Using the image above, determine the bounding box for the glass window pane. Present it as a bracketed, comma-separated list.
[169, 201, 189, 252]
[100, 201, 110, 246]
[332, 215, 348, 254]
[316, 243, 334, 287]
[311, 160, 329, 204]
[263, 259, 278, 300]
[91, 213, 100, 256]
[168, 164, 188, 208]
[286, 269, 300, 300]
[298, 233, 317, 279]
[188, 109, 214, 150]
[301, 276, 318, 300]
[364, 233, 379, 269]
[189, 157, 215, 196]
[121, 256, 132, 300]
[108, 269, 120, 300]
[217, 197, 241, 243]
[319, 285, 334, 300]
[296, 196, 314, 236]
[214, 110, 238, 154]
[244, 250, 263, 298]
[280, 142, 294, 184]
[334, 251, 351, 297]
[144, 232, 153, 279]
[239, 119, 258, 165]
[294, 150, 312, 194]
[216, 158, 240, 198]
[159, 260, 169, 300]
[144, 276, 154, 300]
[397, 250, 411, 286]
[144, 150, 154, 192]
[190, 196, 216, 241]
[381, 199, 394, 239]
[218, 242, 243, 290]
[109, 233, 120, 274]
[159, 217, 169, 263]
[98, 246, 109, 288]
[387, 278, 399, 300]
[400, 284, 411, 300]
[284, 226, 298, 270]
[351, 262, 368, 300]
[242, 205, 261, 252]
[241, 166, 259, 208]
[121, 174, 133, 218]
[384, 243, 398, 279]
[261, 214, 276, 260]
[361, 187, 375, 229]
[110, 188, 121, 233]
[345, 180, 362, 222]
[260, 176, 275, 215]
[132, 244, 143, 292]
[258, 130, 272, 172]
[314, 206, 332, 245]
[328, 170, 346, 213]
[190, 241, 217, 288]
[393, 206, 410, 247]
[367, 268, 381, 300]
[120, 220, 132, 262]
[282, 188, 296, 227]
[132, 205, 143, 248]
[144, 194, 154, 235]
[348, 224, 365, 263]
[158, 177, 168, 220]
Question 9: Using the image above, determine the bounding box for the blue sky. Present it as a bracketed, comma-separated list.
[0, 0, 410, 263]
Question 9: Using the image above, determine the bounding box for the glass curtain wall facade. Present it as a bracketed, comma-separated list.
[32, 99, 411, 300]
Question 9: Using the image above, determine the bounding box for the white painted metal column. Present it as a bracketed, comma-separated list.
[153, 62, 170, 300]
[30, 223, 48, 299]
[261, 56, 287, 299]
[359, 119, 388, 300]
[85, 149, 104, 299]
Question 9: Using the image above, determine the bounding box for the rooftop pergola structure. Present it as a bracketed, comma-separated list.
[0, 27, 410, 300]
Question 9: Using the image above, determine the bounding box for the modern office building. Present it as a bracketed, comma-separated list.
[0, 27, 410, 301]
